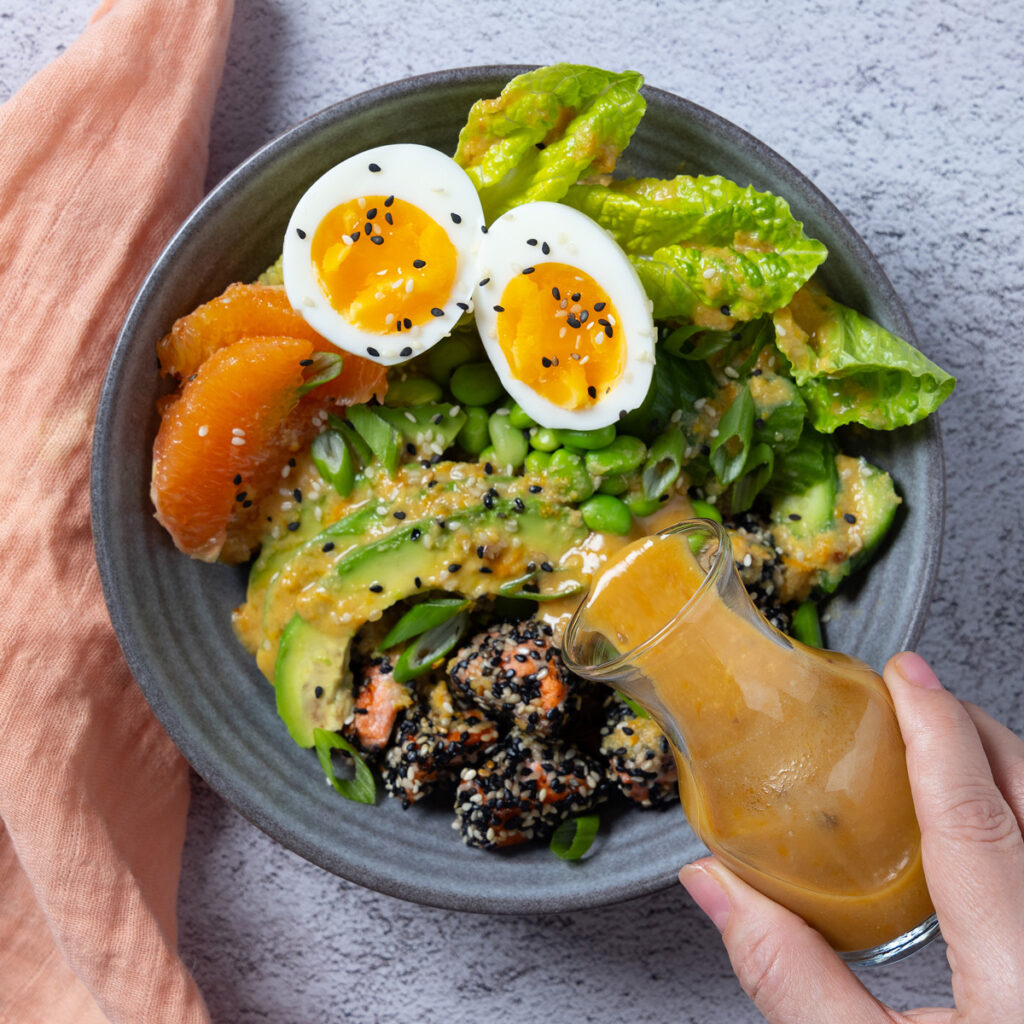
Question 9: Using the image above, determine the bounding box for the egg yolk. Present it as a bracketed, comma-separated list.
[310, 195, 457, 334]
[496, 263, 625, 410]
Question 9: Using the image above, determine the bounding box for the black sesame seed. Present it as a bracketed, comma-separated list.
[529, 484, 542, 493]
[479, 277, 490, 287]
[448, 563, 462, 573]
[368, 162, 381, 172]
[700, 444, 711, 456]
[393, 511, 407, 520]
[385, 211, 393, 225]
[400, 346, 413, 358]
[720, 304, 732, 316]
[571, 292, 580, 301]
[350, 233, 361, 243]
[541, 242, 550, 255]
[484, 462, 494, 475]
[242, 499, 252, 509]
[456, 301, 468, 311]
[287, 521, 300, 532]
[314, 686, 324, 699]
[292, 488, 302, 503]
[579, 309, 589, 323]
[296, 227, 307, 239]
[410, 528, 421, 541]
[540, 561, 554, 572]
[483, 492, 494, 510]
[367, 207, 377, 219]
[587, 385, 597, 399]
[322, 542, 335, 552]
[541, 356, 552, 368]
[414, 576, 422, 588]
[403, 318, 412, 329]
[412, 259, 426, 268]
[235, 491, 247, 502]
[431, 307, 444, 317]
[789, 512, 802, 521]
[299, 358, 314, 366]
[567, 314, 581, 328]
[514, 497, 526, 512]
[480, 566, 493, 574]
[604, 324, 613, 337]
[367, 346, 380, 357]
[233, 473, 242, 486]
[384, 195, 394, 206]
[844, 512, 857, 524]
[364, 222, 373, 235]
[535, 142, 546, 150]
[370, 234, 384, 245]
[396, 321, 403, 332]
[552, 287, 560, 300]
[493, 305, 504, 313]
[451, 212, 463, 224]
[369, 583, 384, 593]
[289, 458, 296, 467]
[522, 266, 535, 275]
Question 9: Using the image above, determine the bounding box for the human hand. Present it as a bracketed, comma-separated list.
[678, 651, 1024, 1024]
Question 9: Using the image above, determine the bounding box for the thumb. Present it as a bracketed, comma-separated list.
[679, 858, 893, 1024]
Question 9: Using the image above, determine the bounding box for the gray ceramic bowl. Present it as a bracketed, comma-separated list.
[91, 66, 945, 913]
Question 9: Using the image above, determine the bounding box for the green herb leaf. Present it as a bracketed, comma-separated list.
[393, 610, 470, 683]
[381, 597, 471, 650]
[296, 351, 343, 397]
[729, 441, 774, 513]
[710, 385, 755, 485]
[550, 813, 600, 861]
[313, 728, 376, 804]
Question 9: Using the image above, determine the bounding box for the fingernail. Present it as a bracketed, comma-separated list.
[894, 651, 943, 690]
[679, 863, 731, 932]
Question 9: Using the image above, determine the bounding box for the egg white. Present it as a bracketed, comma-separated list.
[473, 202, 656, 429]
[283, 143, 485, 365]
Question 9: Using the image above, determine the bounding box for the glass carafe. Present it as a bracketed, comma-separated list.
[562, 519, 938, 966]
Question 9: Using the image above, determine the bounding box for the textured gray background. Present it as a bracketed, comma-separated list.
[4, 0, 1024, 1021]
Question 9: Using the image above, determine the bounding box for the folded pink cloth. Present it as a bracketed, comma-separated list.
[0, 2, 233, 1020]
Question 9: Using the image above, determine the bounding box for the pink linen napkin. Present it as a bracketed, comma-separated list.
[0, 1, 233, 1020]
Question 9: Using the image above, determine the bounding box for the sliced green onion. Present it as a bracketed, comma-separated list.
[393, 610, 469, 682]
[616, 691, 650, 719]
[313, 728, 376, 804]
[792, 601, 823, 648]
[310, 429, 355, 497]
[381, 597, 470, 650]
[729, 441, 774, 513]
[498, 570, 585, 602]
[345, 404, 399, 476]
[296, 351, 343, 397]
[328, 412, 373, 466]
[709, 385, 754, 485]
[550, 813, 600, 861]
[641, 426, 686, 500]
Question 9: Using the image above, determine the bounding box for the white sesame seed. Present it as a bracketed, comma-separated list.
[232, 427, 246, 436]
[230, 436, 246, 446]
[197, 424, 208, 437]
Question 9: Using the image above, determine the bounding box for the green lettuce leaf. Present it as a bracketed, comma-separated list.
[773, 282, 956, 432]
[454, 64, 645, 223]
[563, 176, 827, 321]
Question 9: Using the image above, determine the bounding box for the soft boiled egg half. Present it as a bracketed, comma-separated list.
[474, 202, 656, 429]
[283, 144, 485, 365]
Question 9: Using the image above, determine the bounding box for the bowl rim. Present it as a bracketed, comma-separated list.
[91, 64, 946, 913]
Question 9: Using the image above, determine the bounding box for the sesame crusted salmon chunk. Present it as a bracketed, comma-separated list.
[447, 619, 579, 735]
[599, 694, 678, 808]
[343, 655, 414, 756]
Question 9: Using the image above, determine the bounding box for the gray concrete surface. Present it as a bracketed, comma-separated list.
[4, 1, 1023, 1021]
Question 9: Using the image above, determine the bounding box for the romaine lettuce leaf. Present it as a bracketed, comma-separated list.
[765, 425, 839, 497]
[454, 64, 645, 223]
[564, 176, 827, 321]
[772, 281, 955, 432]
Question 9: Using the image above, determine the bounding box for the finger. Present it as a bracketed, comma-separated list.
[962, 701, 1024, 825]
[884, 653, 1024, 1016]
[679, 858, 893, 1024]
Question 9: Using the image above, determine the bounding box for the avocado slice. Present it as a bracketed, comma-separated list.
[274, 614, 354, 748]
[771, 454, 900, 593]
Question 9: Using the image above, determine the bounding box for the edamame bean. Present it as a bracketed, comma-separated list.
[507, 402, 537, 429]
[690, 498, 722, 524]
[478, 444, 497, 464]
[624, 490, 661, 518]
[529, 427, 562, 452]
[383, 376, 443, 407]
[450, 361, 504, 406]
[488, 411, 528, 469]
[641, 426, 687, 500]
[427, 332, 483, 384]
[580, 494, 632, 535]
[547, 448, 594, 503]
[457, 406, 490, 455]
[524, 449, 552, 475]
[597, 473, 630, 496]
[554, 425, 617, 451]
[585, 435, 647, 477]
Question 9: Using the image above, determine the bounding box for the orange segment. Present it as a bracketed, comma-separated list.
[310, 195, 457, 333]
[151, 335, 315, 562]
[496, 263, 625, 410]
[156, 281, 387, 404]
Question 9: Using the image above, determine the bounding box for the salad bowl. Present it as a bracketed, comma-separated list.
[91, 66, 945, 913]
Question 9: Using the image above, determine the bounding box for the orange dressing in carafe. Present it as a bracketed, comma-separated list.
[579, 529, 934, 953]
